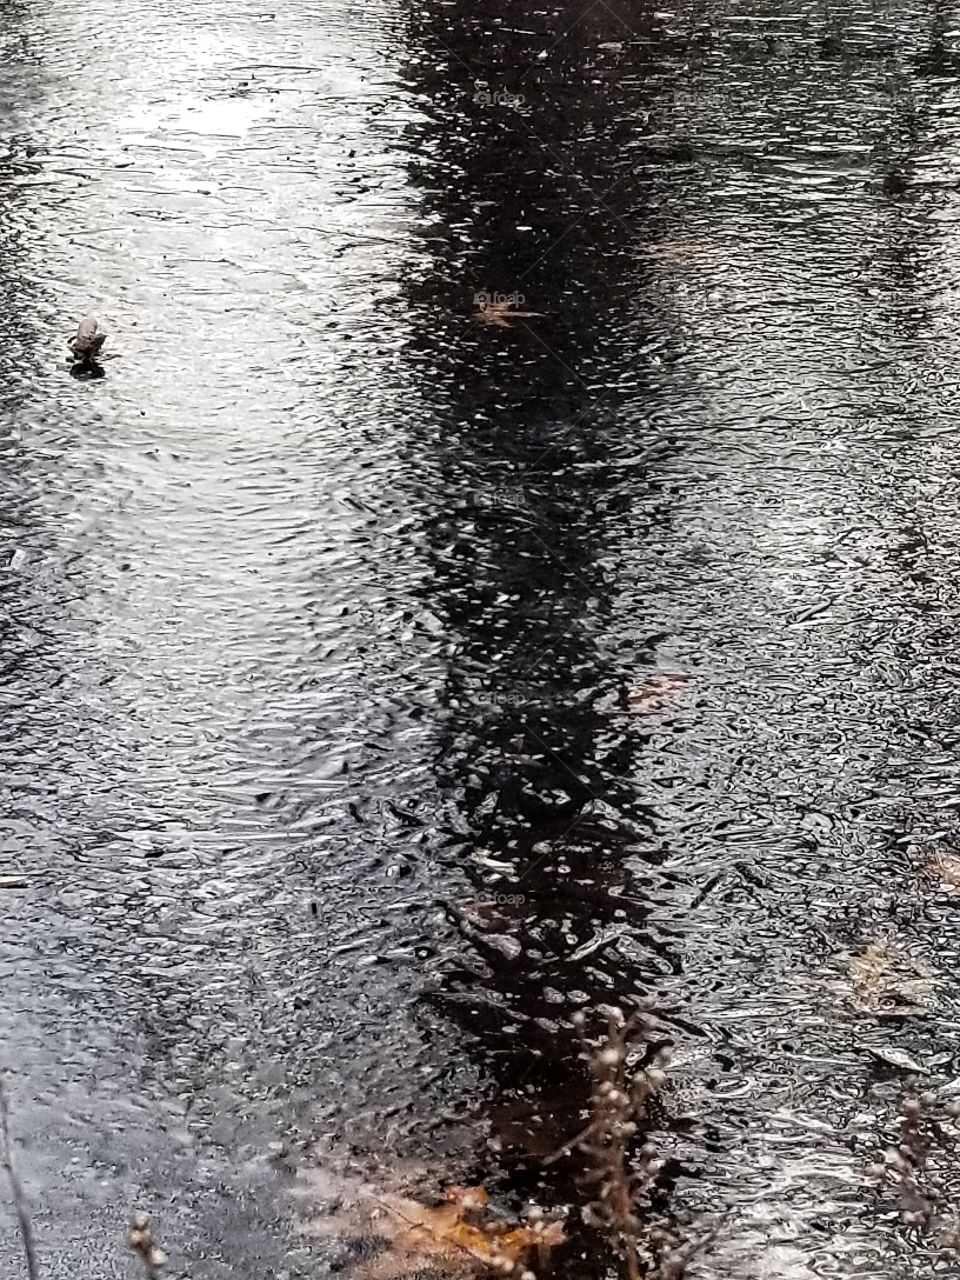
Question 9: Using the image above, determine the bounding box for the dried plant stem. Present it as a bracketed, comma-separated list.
[868, 1085, 960, 1234]
[0, 1073, 38, 1280]
[564, 1010, 721, 1280]
[613, 1172, 642, 1280]
[578, 1013, 648, 1280]
[658, 1212, 730, 1280]
[542, 1119, 598, 1167]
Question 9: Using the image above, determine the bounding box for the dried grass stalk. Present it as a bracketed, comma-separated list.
[0, 1072, 38, 1280]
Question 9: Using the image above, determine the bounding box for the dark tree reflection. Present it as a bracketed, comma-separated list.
[396, 0, 692, 1223]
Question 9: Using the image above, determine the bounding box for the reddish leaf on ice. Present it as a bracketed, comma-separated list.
[475, 300, 544, 327]
[627, 673, 692, 712]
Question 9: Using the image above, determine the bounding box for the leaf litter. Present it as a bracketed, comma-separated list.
[304, 1169, 565, 1279]
[924, 847, 960, 891]
[846, 941, 939, 1017]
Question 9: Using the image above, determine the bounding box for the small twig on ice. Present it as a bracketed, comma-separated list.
[0, 1071, 38, 1280]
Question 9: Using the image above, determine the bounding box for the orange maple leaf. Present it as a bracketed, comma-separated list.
[310, 1177, 565, 1279]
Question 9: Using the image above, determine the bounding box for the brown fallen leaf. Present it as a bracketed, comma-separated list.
[128, 1211, 168, 1277]
[925, 849, 960, 891]
[626, 673, 692, 712]
[308, 1175, 565, 1279]
[475, 300, 545, 328]
[848, 942, 938, 1016]
[379, 1185, 562, 1268]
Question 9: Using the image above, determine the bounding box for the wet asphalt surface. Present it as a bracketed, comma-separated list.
[6, 0, 960, 1276]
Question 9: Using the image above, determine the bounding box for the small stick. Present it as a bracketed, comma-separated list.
[0, 1072, 39, 1280]
[541, 1118, 599, 1167]
[658, 1211, 730, 1279]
